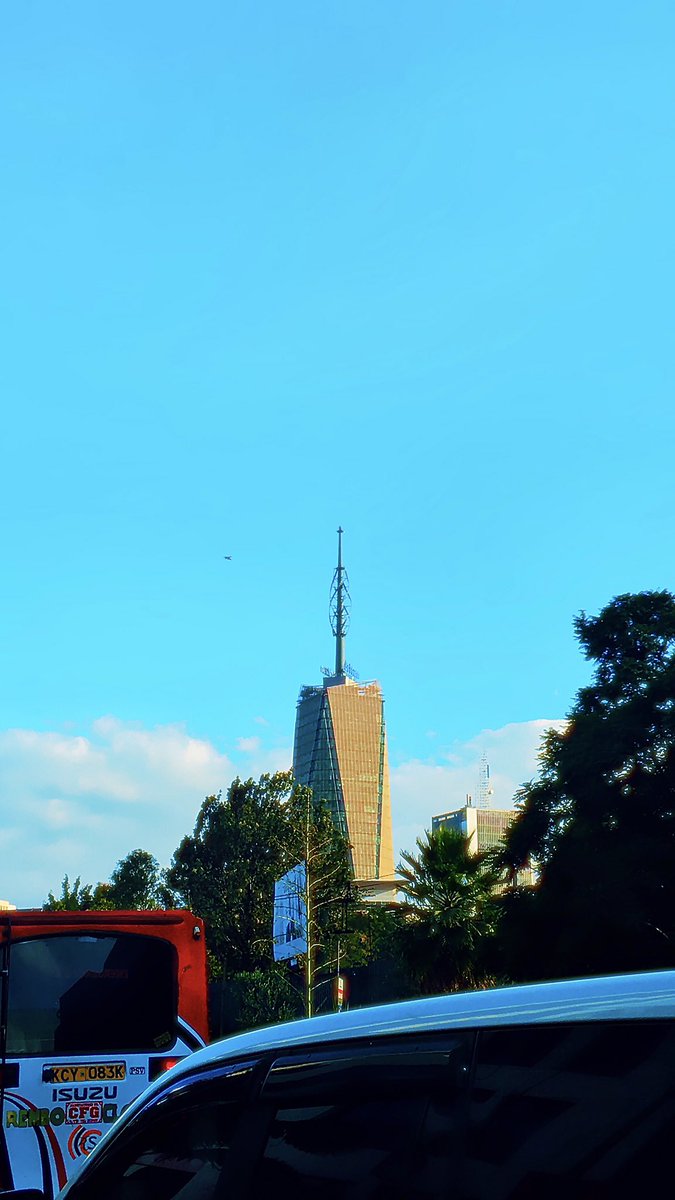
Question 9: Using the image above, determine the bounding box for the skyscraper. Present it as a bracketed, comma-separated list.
[292, 530, 396, 898]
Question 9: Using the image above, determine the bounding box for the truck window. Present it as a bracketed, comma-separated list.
[7, 933, 176, 1055]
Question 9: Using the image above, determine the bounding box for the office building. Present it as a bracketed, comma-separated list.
[432, 804, 535, 886]
[432, 804, 516, 852]
[293, 530, 396, 899]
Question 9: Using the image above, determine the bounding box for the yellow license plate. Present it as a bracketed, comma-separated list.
[43, 1062, 127, 1084]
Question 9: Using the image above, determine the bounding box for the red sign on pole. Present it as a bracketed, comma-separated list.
[333, 974, 349, 1011]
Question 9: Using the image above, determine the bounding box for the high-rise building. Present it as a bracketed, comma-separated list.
[432, 804, 515, 852]
[432, 804, 535, 886]
[292, 530, 396, 899]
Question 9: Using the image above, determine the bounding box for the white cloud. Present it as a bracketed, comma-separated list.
[391, 718, 565, 861]
[236, 736, 262, 753]
[1, 713, 560, 909]
[233, 747, 293, 779]
[0, 719, 237, 908]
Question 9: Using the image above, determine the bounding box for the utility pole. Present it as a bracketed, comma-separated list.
[304, 786, 314, 1018]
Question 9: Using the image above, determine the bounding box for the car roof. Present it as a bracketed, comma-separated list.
[165, 968, 675, 1087]
[59, 969, 675, 1197]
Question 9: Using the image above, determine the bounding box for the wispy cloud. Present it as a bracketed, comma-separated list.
[236, 736, 262, 753]
[391, 718, 564, 861]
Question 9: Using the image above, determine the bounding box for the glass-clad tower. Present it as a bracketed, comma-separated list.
[292, 530, 396, 893]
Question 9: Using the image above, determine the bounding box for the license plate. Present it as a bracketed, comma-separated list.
[43, 1062, 127, 1084]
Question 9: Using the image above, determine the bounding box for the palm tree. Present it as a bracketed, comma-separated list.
[397, 826, 501, 994]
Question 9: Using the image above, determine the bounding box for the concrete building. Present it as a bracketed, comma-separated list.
[432, 804, 536, 886]
[292, 530, 396, 900]
[432, 804, 518, 853]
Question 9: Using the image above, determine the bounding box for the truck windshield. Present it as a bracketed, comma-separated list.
[7, 933, 177, 1055]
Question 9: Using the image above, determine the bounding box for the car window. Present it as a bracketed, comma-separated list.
[251, 1037, 473, 1199]
[86, 1102, 233, 1200]
[68, 1061, 263, 1200]
[466, 1021, 675, 1199]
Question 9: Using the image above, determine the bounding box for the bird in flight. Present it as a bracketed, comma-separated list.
[223, 555, 232, 560]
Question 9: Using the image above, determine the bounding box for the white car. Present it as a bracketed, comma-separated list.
[4, 969, 675, 1200]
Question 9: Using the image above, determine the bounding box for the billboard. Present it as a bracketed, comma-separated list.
[273, 861, 308, 961]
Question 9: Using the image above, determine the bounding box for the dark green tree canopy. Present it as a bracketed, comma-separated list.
[108, 849, 163, 910]
[164, 771, 352, 980]
[575, 590, 675, 708]
[498, 590, 675, 979]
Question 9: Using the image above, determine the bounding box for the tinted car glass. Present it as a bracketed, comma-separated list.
[7, 934, 177, 1055]
[466, 1021, 675, 1200]
[66, 1061, 263, 1200]
[252, 1037, 473, 1199]
[76, 1101, 234, 1200]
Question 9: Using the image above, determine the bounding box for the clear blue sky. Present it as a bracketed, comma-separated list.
[2, 2, 675, 903]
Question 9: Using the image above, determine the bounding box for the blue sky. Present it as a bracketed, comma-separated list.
[2, 2, 674, 905]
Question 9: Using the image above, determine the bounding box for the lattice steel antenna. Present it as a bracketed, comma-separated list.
[329, 526, 351, 677]
[477, 752, 494, 809]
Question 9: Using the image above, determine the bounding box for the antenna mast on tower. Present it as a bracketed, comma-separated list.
[477, 753, 494, 809]
[329, 527, 351, 677]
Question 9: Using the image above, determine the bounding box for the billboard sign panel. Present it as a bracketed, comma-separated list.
[273, 861, 308, 961]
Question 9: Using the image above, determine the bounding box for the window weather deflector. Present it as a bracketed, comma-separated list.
[150, 1057, 263, 1112]
[263, 1035, 472, 1101]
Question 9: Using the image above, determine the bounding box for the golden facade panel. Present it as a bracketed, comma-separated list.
[293, 678, 395, 885]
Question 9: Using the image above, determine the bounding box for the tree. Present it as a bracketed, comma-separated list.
[43, 875, 112, 911]
[497, 590, 675, 980]
[43, 851, 163, 913]
[283, 782, 355, 1013]
[41, 772, 355, 1028]
[221, 966, 303, 1031]
[163, 772, 353, 987]
[396, 827, 501, 994]
[164, 774, 293, 978]
[107, 849, 163, 910]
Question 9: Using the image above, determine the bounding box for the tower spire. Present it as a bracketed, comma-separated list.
[330, 526, 351, 677]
